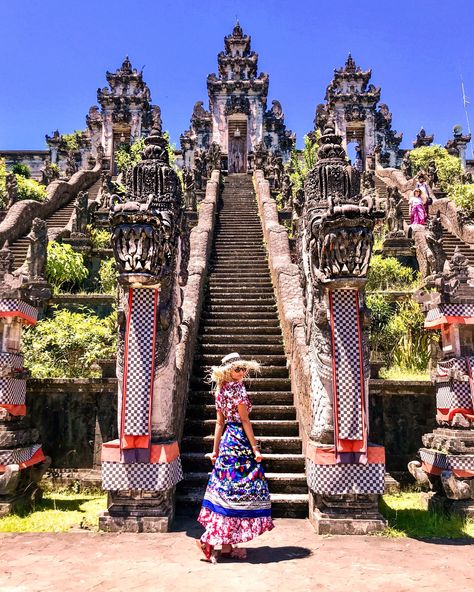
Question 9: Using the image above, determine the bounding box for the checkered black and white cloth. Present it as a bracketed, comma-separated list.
[0, 377, 26, 406]
[0, 352, 24, 371]
[306, 458, 385, 495]
[102, 456, 183, 491]
[420, 449, 474, 472]
[0, 299, 38, 322]
[426, 304, 474, 323]
[330, 290, 364, 440]
[436, 381, 472, 410]
[0, 443, 42, 466]
[122, 289, 158, 436]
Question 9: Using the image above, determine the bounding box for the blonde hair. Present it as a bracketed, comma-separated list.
[209, 359, 260, 395]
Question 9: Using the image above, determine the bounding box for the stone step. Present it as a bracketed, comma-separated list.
[186, 404, 296, 420]
[193, 366, 288, 379]
[205, 297, 276, 306]
[199, 344, 284, 355]
[204, 303, 276, 311]
[201, 311, 278, 321]
[201, 326, 282, 335]
[207, 286, 275, 294]
[193, 353, 287, 367]
[180, 452, 305, 472]
[178, 472, 307, 495]
[188, 390, 294, 405]
[190, 376, 291, 391]
[184, 419, 299, 437]
[201, 318, 280, 327]
[199, 333, 282, 345]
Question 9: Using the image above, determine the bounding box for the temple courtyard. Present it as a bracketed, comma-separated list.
[1, 517, 473, 592]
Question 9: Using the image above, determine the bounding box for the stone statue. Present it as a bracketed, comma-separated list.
[401, 152, 413, 178]
[150, 105, 162, 134]
[271, 100, 284, 120]
[300, 125, 386, 533]
[254, 141, 267, 170]
[206, 142, 221, 173]
[183, 166, 196, 211]
[386, 187, 405, 237]
[5, 173, 18, 209]
[424, 212, 446, 277]
[41, 159, 60, 186]
[71, 191, 89, 236]
[193, 150, 204, 191]
[65, 151, 77, 178]
[101, 120, 186, 532]
[427, 160, 439, 189]
[281, 173, 293, 209]
[26, 218, 48, 281]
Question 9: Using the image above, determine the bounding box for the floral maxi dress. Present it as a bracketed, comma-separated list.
[198, 381, 274, 545]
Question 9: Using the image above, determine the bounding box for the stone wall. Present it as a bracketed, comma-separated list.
[26, 377, 435, 474]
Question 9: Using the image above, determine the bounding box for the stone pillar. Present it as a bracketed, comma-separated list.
[0, 245, 51, 516]
[409, 248, 474, 517]
[99, 123, 188, 533]
[301, 126, 386, 534]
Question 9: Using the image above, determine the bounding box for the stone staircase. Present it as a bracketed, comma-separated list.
[375, 174, 474, 266]
[176, 173, 308, 518]
[9, 178, 101, 269]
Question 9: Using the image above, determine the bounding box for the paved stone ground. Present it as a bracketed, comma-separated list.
[1, 518, 473, 592]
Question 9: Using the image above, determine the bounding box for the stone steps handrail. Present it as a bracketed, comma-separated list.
[176, 170, 220, 443]
[253, 169, 311, 453]
[376, 166, 474, 246]
[0, 164, 102, 247]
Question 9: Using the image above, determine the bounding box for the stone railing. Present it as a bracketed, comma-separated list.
[253, 170, 312, 452]
[175, 170, 220, 442]
[376, 166, 474, 245]
[0, 164, 101, 246]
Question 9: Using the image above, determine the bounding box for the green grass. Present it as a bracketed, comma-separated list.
[380, 493, 474, 538]
[0, 492, 106, 532]
[379, 367, 430, 381]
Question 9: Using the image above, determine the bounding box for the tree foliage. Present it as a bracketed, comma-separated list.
[288, 133, 319, 192]
[22, 308, 117, 378]
[0, 159, 47, 205]
[61, 130, 86, 152]
[448, 183, 474, 215]
[11, 163, 31, 178]
[88, 227, 111, 250]
[409, 145, 463, 192]
[115, 138, 145, 173]
[98, 258, 117, 294]
[367, 255, 419, 291]
[46, 241, 88, 292]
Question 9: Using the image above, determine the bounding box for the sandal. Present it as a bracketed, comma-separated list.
[220, 545, 247, 559]
[195, 540, 217, 563]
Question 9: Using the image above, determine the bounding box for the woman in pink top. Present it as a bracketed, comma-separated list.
[409, 188, 427, 225]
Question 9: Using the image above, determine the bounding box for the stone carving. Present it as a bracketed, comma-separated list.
[5, 173, 18, 210]
[424, 212, 446, 278]
[300, 126, 386, 533]
[401, 152, 413, 178]
[224, 95, 250, 116]
[206, 142, 222, 173]
[413, 127, 434, 148]
[427, 160, 439, 189]
[65, 151, 77, 178]
[101, 123, 187, 532]
[386, 187, 405, 237]
[280, 173, 293, 209]
[71, 191, 89, 237]
[41, 159, 60, 186]
[193, 150, 205, 191]
[183, 166, 196, 211]
[26, 218, 48, 282]
[410, 248, 474, 513]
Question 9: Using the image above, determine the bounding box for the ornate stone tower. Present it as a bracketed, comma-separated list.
[300, 126, 386, 534]
[87, 57, 160, 174]
[181, 23, 294, 173]
[315, 54, 402, 168]
[99, 116, 188, 532]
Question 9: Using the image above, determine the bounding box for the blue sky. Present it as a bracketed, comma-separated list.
[1, 0, 473, 153]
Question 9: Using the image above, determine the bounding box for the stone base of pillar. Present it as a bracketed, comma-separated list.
[0, 459, 50, 517]
[98, 489, 175, 533]
[421, 492, 474, 518]
[0, 484, 44, 517]
[308, 492, 387, 535]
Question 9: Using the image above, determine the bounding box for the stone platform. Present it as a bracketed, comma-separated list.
[1, 518, 473, 592]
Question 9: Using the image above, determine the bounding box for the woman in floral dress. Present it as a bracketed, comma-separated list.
[196, 352, 274, 562]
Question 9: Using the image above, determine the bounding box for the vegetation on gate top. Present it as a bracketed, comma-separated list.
[0, 158, 47, 206]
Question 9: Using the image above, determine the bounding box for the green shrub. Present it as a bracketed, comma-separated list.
[409, 145, 462, 192]
[0, 158, 7, 206]
[16, 175, 47, 201]
[11, 163, 31, 178]
[22, 308, 117, 378]
[62, 130, 86, 152]
[115, 138, 145, 173]
[89, 227, 111, 250]
[46, 241, 88, 292]
[448, 183, 474, 215]
[367, 255, 418, 291]
[99, 258, 117, 294]
[288, 134, 319, 192]
[388, 300, 433, 371]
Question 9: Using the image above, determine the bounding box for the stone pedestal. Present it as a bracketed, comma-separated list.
[99, 489, 175, 533]
[309, 493, 386, 535]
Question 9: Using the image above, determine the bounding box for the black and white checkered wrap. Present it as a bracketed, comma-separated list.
[0, 299, 38, 322]
[437, 358, 467, 375]
[123, 289, 157, 435]
[330, 290, 363, 440]
[102, 456, 183, 491]
[0, 377, 26, 406]
[426, 304, 474, 322]
[420, 449, 474, 472]
[0, 352, 24, 370]
[0, 443, 42, 465]
[306, 458, 385, 495]
[436, 380, 472, 410]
